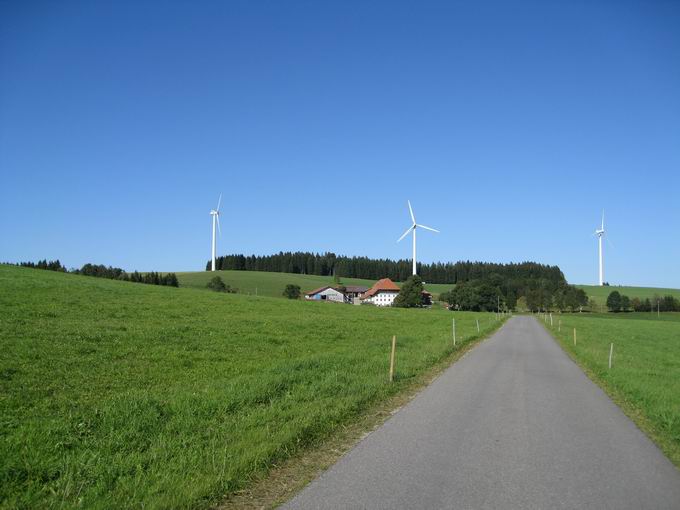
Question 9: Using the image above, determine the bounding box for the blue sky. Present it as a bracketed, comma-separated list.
[1, 1, 679, 287]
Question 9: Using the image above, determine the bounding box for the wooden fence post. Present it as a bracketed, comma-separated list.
[389, 335, 396, 382]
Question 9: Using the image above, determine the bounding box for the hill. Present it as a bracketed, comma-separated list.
[176, 269, 453, 298]
[576, 284, 680, 308]
[0, 264, 500, 508]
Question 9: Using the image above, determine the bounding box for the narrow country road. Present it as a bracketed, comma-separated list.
[283, 316, 680, 509]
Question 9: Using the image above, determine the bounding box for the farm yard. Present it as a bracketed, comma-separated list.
[0, 265, 503, 508]
[541, 312, 680, 466]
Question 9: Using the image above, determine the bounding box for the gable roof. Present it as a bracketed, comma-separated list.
[344, 285, 369, 293]
[361, 278, 400, 299]
[304, 286, 333, 296]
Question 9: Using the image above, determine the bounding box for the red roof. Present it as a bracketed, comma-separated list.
[361, 278, 400, 299]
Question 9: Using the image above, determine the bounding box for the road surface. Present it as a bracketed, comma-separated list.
[283, 316, 680, 509]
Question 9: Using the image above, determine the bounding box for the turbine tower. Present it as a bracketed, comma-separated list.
[397, 200, 439, 276]
[210, 194, 222, 271]
[595, 211, 605, 286]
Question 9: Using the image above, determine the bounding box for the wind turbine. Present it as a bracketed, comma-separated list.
[397, 200, 439, 276]
[210, 194, 222, 271]
[595, 210, 605, 286]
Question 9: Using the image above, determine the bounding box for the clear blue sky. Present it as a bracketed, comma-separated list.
[1, 1, 679, 287]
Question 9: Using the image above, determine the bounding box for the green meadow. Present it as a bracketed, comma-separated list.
[576, 284, 680, 308]
[0, 265, 501, 508]
[542, 312, 680, 466]
[176, 269, 453, 298]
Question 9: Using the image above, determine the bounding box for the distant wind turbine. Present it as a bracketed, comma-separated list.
[397, 200, 439, 276]
[210, 194, 222, 272]
[595, 210, 605, 286]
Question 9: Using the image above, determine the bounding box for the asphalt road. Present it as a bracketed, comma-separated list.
[283, 316, 680, 510]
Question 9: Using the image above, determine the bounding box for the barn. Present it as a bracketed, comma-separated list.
[304, 286, 345, 303]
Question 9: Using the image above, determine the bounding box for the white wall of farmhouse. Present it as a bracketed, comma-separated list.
[363, 290, 399, 307]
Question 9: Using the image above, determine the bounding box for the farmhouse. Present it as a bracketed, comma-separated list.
[304, 286, 345, 303]
[361, 278, 400, 307]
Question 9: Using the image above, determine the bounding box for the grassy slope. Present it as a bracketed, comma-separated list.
[176, 269, 453, 298]
[541, 312, 680, 466]
[0, 265, 500, 508]
[576, 284, 680, 307]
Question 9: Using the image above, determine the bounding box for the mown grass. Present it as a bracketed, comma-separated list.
[0, 265, 502, 508]
[540, 312, 680, 466]
[176, 270, 453, 298]
[576, 284, 680, 307]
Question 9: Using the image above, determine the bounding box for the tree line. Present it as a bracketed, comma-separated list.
[10, 261, 179, 287]
[439, 273, 588, 312]
[14, 259, 67, 272]
[208, 252, 566, 286]
[607, 291, 680, 312]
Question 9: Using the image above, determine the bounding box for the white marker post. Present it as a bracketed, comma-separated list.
[452, 318, 456, 347]
[573, 328, 576, 346]
[550, 313, 553, 327]
[389, 335, 396, 382]
[609, 343, 614, 370]
[476, 319, 480, 333]
[558, 319, 561, 332]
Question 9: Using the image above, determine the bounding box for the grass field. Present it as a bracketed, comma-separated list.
[576, 284, 680, 308]
[176, 269, 454, 298]
[0, 265, 502, 508]
[541, 312, 680, 466]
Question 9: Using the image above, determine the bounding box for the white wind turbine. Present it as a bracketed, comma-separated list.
[397, 200, 439, 276]
[210, 194, 222, 272]
[595, 210, 605, 286]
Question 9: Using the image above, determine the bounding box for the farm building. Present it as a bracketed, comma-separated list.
[343, 285, 369, 304]
[304, 286, 345, 303]
[361, 278, 401, 307]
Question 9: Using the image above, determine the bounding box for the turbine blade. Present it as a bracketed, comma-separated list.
[216, 214, 222, 236]
[216, 193, 222, 212]
[407, 200, 415, 224]
[397, 226, 413, 242]
[417, 224, 439, 233]
[601, 209, 604, 230]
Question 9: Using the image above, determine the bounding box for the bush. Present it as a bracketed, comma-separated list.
[207, 276, 227, 292]
[283, 284, 301, 299]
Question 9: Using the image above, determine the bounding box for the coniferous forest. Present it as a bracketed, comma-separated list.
[208, 252, 566, 285]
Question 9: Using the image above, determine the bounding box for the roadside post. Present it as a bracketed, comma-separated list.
[476, 319, 480, 333]
[452, 318, 457, 347]
[609, 343, 614, 370]
[573, 328, 576, 346]
[389, 335, 397, 382]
